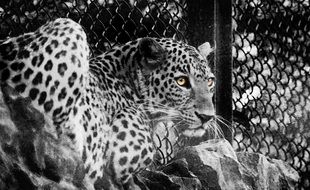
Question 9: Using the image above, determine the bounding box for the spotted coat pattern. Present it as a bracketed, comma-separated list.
[0, 18, 216, 189]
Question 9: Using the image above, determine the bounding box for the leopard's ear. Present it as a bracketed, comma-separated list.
[138, 37, 166, 71]
[198, 42, 213, 60]
[198, 42, 214, 71]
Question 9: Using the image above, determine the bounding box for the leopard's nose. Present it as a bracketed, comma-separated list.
[195, 112, 214, 123]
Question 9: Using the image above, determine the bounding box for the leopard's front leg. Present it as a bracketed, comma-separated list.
[108, 107, 155, 184]
[84, 106, 155, 189]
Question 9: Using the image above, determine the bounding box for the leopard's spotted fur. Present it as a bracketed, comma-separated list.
[0, 18, 216, 189]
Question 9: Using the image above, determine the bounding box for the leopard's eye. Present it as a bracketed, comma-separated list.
[175, 76, 191, 88]
[207, 77, 215, 88]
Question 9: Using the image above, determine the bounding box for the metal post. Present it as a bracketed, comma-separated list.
[215, 0, 233, 143]
[186, 0, 214, 47]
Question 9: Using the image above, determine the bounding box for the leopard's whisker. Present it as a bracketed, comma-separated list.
[214, 115, 233, 134]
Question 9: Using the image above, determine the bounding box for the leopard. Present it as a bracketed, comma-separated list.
[0, 18, 218, 189]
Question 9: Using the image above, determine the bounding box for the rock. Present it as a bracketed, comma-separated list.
[174, 139, 300, 190]
[136, 159, 202, 190]
[0, 85, 87, 190]
[237, 152, 299, 190]
[0, 85, 300, 190]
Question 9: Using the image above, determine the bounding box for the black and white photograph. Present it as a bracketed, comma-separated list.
[0, 0, 308, 189]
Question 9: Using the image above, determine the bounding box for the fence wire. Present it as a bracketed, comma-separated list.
[0, 0, 187, 56]
[1, 0, 309, 189]
[232, 0, 310, 189]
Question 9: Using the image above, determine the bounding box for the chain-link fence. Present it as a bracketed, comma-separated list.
[232, 0, 310, 189]
[0, 0, 187, 56]
[1, 0, 309, 189]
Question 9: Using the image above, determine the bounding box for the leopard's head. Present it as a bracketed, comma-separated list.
[136, 37, 223, 137]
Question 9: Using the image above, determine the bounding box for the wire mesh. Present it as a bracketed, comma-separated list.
[1, 0, 309, 189]
[232, 0, 310, 189]
[0, 0, 187, 56]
